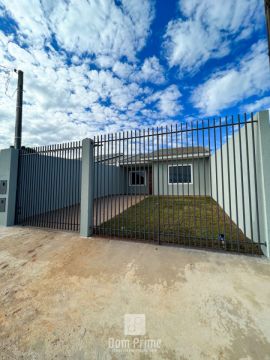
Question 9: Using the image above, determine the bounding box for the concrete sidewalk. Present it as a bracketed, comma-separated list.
[0, 226, 269, 359]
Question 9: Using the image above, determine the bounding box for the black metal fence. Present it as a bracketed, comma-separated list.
[16, 141, 82, 231]
[14, 114, 265, 255]
[93, 114, 264, 254]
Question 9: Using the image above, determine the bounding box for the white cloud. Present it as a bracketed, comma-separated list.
[112, 61, 135, 80]
[146, 84, 182, 116]
[1, 0, 154, 62]
[242, 97, 270, 113]
[0, 1, 172, 149]
[191, 41, 270, 115]
[111, 56, 166, 85]
[132, 56, 165, 84]
[163, 0, 263, 74]
[0, 30, 181, 149]
[0, 0, 50, 47]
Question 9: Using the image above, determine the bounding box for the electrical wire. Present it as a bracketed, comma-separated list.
[0, 64, 15, 72]
[0, 66, 17, 99]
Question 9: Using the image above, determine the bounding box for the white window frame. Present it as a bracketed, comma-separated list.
[168, 164, 193, 185]
[129, 170, 146, 186]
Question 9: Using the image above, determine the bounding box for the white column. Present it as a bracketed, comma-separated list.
[80, 138, 94, 237]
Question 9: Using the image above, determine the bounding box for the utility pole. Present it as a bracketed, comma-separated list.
[265, 0, 270, 64]
[14, 69, 23, 149]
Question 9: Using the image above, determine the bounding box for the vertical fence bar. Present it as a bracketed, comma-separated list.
[55, 144, 60, 229]
[170, 124, 175, 244]
[18, 150, 24, 225]
[186, 122, 191, 246]
[161, 127, 164, 242]
[118, 132, 121, 238]
[232, 115, 240, 250]
[244, 114, 253, 254]
[191, 121, 196, 245]
[110, 134, 114, 237]
[102, 134, 105, 234]
[72, 142, 76, 231]
[76, 141, 81, 231]
[68, 142, 72, 231]
[166, 126, 169, 244]
[95, 136, 98, 232]
[176, 124, 180, 245]
[38, 146, 44, 228]
[208, 119, 214, 248]
[196, 120, 202, 246]
[125, 131, 129, 239]
[131, 130, 135, 240]
[121, 133, 125, 239]
[143, 129, 146, 241]
[58, 144, 63, 229]
[22, 150, 28, 225]
[225, 116, 233, 250]
[49, 145, 55, 228]
[102, 134, 107, 235]
[106, 135, 110, 235]
[134, 130, 138, 240]
[98, 137, 102, 234]
[62, 143, 67, 229]
[213, 118, 220, 249]
[147, 128, 150, 241]
[219, 117, 226, 248]
[202, 120, 207, 246]
[47, 145, 54, 227]
[46, 145, 50, 228]
[138, 129, 141, 240]
[238, 114, 247, 249]
[63, 143, 67, 229]
[157, 128, 160, 245]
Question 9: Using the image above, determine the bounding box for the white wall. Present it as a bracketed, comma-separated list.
[210, 120, 260, 244]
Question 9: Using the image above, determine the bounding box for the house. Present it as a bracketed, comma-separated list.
[95, 146, 211, 197]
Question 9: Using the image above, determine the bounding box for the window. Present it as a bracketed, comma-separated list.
[129, 171, 146, 186]
[168, 165, 192, 184]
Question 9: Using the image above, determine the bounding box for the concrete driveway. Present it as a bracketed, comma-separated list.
[0, 226, 270, 359]
[23, 196, 144, 230]
[94, 195, 144, 225]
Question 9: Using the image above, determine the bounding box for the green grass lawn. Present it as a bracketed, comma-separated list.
[95, 196, 262, 254]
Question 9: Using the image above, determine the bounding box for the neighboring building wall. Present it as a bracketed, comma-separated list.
[210, 121, 259, 244]
[94, 165, 149, 197]
[255, 111, 270, 257]
[0, 148, 19, 226]
[94, 163, 126, 198]
[18, 154, 81, 218]
[153, 158, 210, 196]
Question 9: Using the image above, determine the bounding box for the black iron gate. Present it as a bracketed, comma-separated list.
[16, 141, 82, 231]
[93, 114, 264, 255]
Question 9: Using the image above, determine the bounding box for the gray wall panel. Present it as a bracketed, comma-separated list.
[18, 154, 81, 217]
[153, 159, 210, 196]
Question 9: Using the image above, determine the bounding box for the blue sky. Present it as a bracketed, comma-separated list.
[0, 0, 269, 148]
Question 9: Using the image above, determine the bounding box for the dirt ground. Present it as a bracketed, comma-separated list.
[0, 227, 270, 360]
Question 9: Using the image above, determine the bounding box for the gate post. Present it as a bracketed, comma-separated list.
[0, 148, 19, 226]
[80, 138, 94, 237]
[256, 110, 270, 257]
